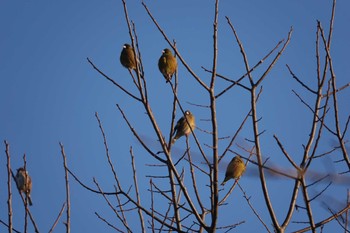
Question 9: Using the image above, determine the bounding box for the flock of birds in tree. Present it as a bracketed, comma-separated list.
[120, 43, 246, 186]
[12, 44, 246, 208]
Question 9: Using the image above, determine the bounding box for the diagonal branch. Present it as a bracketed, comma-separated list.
[286, 64, 317, 94]
[87, 57, 141, 102]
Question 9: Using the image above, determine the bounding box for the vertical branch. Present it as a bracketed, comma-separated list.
[186, 137, 205, 214]
[121, 0, 146, 102]
[324, 34, 350, 169]
[4, 141, 13, 233]
[301, 178, 316, 232]
[224, 22, 278, 229]
[172, 169, 186, 230]
[22, 154, 28, 233]
[251, 86, 280, 230]
[316, 23, 321, 85]
[167, 164, 182, 231]
[167, 42, 179, 150]
[150, 179, 155, 233]
[95, 112, 130, 226]
[346, 189, 349, 233]
[209, 0, 220, 230]
[130, 147, 146, 233]
[59, 143, 71, 233]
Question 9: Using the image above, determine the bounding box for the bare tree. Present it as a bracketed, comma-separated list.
[2, 0, 350, 232]
[82, 0, 350, 232]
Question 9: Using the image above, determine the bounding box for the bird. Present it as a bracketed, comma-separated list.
[158, 48, 177, 82]
[120, 43, 137, 70]
[15, 167, 33, 206]
[221, 156, 246, 186]
[171, 110, 195, 144]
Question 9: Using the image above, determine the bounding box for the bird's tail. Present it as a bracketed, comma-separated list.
[221, 177, 229, 186]
[27, 194, 33, 206]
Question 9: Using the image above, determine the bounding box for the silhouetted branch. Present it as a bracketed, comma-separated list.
[214, 35, 284, 98]
[93, 178, 132, 232]
[300, 178, 316, 232]
[286, 64, 317, 94]
[273, 135, 299, 170]
[318, 21, 350, 170]
[309, 182, 332, 202]
[209, 1, 220, 230]
[4, 141, 13, 233]
[0, 219, 20, 233]
[87, 57, 141, 102]
[186, 138, 205, 213]
[238, 183, 271, 233]
[48, 202, 66, 233]
[294, 202, 350, 233]
[130, 147, 146, 233]
[59, 143, 71, 233]
[256, 27, 293, 87]
[95, 212, 124, 233]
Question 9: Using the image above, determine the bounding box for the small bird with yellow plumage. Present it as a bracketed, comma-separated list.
[15, 167, 33, 206]
[158, 48, 177, 83]
[171, 110, 195, 144]
[221, 155, 246, 186]
[120, 44, 137, 70]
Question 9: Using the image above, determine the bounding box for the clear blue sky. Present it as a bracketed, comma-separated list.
[1, 0, 349, 232]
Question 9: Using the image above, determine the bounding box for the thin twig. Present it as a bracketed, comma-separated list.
[4, 141, 13, 233]
[238, 183, 271, 233]
[93, 178, 132, 232]
[59, 143, 71, 233]
[150, 179, 155, 233]
[186, 137, 205, 213]
[48, 202, 66, 233]
[273, 135, 300, 170]
[95, 212, 124, 233]
[286, 64, 317, 94]
[130, 147, 146, 233]
[87, 57, 141, 102]
[293, 203, 350, 233]
[0, 219, 20, 233]
[95, 112, 130, 226]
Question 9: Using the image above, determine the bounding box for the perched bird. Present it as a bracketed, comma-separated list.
[15, 167, 33, 206]
[120, 44, 137, 70]
[171, 110, 195, 144]
[158, 48, 177, 82]
[221, 156, 246, 186]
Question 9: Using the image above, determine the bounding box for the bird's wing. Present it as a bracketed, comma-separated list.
[173, 116, 184, 136]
